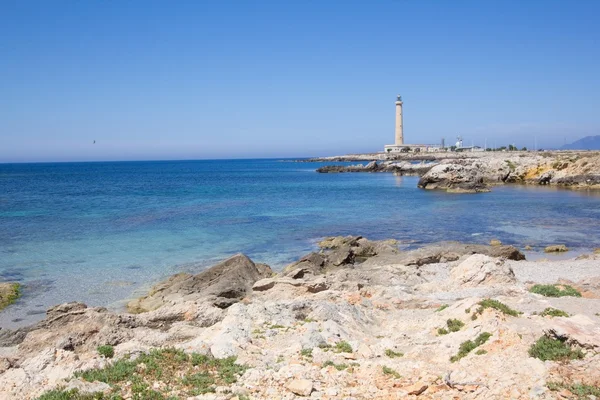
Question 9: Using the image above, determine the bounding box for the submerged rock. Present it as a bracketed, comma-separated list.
[0, 282, 21, 312]
[544, 244, 569, 253]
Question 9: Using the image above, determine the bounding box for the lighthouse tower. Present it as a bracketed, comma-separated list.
[395, 95, 404, 145]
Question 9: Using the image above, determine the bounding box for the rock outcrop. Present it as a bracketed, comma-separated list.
[417, 163, 490, 193]
[450, 254, 517, 287]
[127, 254, 272, 313]
[2, 236, 600, 400]
[314, 150, 600, 192]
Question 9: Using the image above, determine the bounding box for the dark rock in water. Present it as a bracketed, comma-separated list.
[553, 174, 600, 187]
[537, 170, 554, 185]
[317, 162, 381, 173]
[282, 236, 399, 278]
[128, 254, 273, 313]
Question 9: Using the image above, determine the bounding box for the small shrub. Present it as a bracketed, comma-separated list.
[37, 388, 108, 400]
[300, 348, 313, 358]
[529, 335, 584, 362]
[475, 349, 487, 355]
[446, 319, 465, 332]
[97, 345, 114, 359]
[450, 332, 491, 362]
[476, 299, 520, 317]
[334, 341, 353, 353]
[540, 308, 570, 318]
[382, 366, 401, 378]
[529, 284, 582, 298]
[323, 360, 347, 370]
[437, 328, 449, 335]
[385, 349, 403, 358]
[435, 304, 449, 312]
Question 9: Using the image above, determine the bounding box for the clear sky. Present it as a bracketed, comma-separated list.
[1, 1, 599, 162]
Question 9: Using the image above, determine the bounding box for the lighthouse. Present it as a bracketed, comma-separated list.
[395, 94, 403, 145]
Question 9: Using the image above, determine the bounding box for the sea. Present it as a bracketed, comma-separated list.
[1, 159, 600, 328]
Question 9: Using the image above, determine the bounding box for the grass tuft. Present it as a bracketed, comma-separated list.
[529, 284, 582, 298]
[334, 341, 353, 353]
[384, 349, 403, 358]
[323, 360, 348, 371]
[540, 308, 570, 318]
[435, 304, 449, 312]
[547, 382, 600, 399]
[450, 332, 492, 362]
[476, 299, 520, 317]
[382, 366, 401, 378]
[97, 345, 114, 359]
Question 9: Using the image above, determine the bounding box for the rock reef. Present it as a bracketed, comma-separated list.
[314, 151, 600, 193]
[1, 237, 600, 399]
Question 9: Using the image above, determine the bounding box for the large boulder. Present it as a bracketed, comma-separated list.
[128, 254, 272, 313]
[417, 163, 490, 193]
[450, 254, 517, 287]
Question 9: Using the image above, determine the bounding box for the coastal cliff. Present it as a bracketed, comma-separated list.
[1, 237, 600, 399]
[314, 151, 600, 192]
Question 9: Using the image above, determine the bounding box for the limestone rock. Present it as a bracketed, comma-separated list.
[128, 254, 272, 312]
[544, 244, 568, 253]
[417, 163, 490, 193]
[546, 315, 600, 350]
[286, 379, 313, 396]
[489, 239, 502, 246]
[450, 254, 516, 287]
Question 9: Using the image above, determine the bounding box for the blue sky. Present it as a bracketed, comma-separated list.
[1, 1, 599, 162]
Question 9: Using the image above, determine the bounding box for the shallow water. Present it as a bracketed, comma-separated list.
[1, 159, 599, 327]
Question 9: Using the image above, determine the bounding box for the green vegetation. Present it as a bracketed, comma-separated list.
[450, 332, 492, 363]
[474, 299, 520, 317]
[268, 324, 286, 329]
[505, 160, 517, 171]
[382, 366, 401, 378]
[529, 284, 582, 298]
[37, 389, 122, 400]
[334, 341, 353, 353]
[547, 382, 600, 399]
[540, 308, 570, 318]
[385, 349, 403, 358]
[97, 345, 114, 359]
[446, 318, 465, 332]
[300, 348, 313, 358]
[0, 283, 21, 311]
[437, 318, 465, 335]
[435, 304, 449, 312]
[475, 349, 487, 355]
[528, 335, 584, 362]
[35, 348, 249, 399]
[323, 360, 348, 371]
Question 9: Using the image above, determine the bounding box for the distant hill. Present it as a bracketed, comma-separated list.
[561, 135, 600, 150]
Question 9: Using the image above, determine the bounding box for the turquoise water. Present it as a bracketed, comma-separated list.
[1, 159, 600, 327]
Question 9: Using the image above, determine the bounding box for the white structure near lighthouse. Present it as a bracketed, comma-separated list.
[384, 94, 442, 153]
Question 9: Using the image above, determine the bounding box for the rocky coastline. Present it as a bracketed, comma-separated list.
[313, 151, 600, 193]
[1, 236, 600, 399]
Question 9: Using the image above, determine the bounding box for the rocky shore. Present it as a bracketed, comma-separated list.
[1, 236, 600, 399]
[313, 151, 600, 193]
